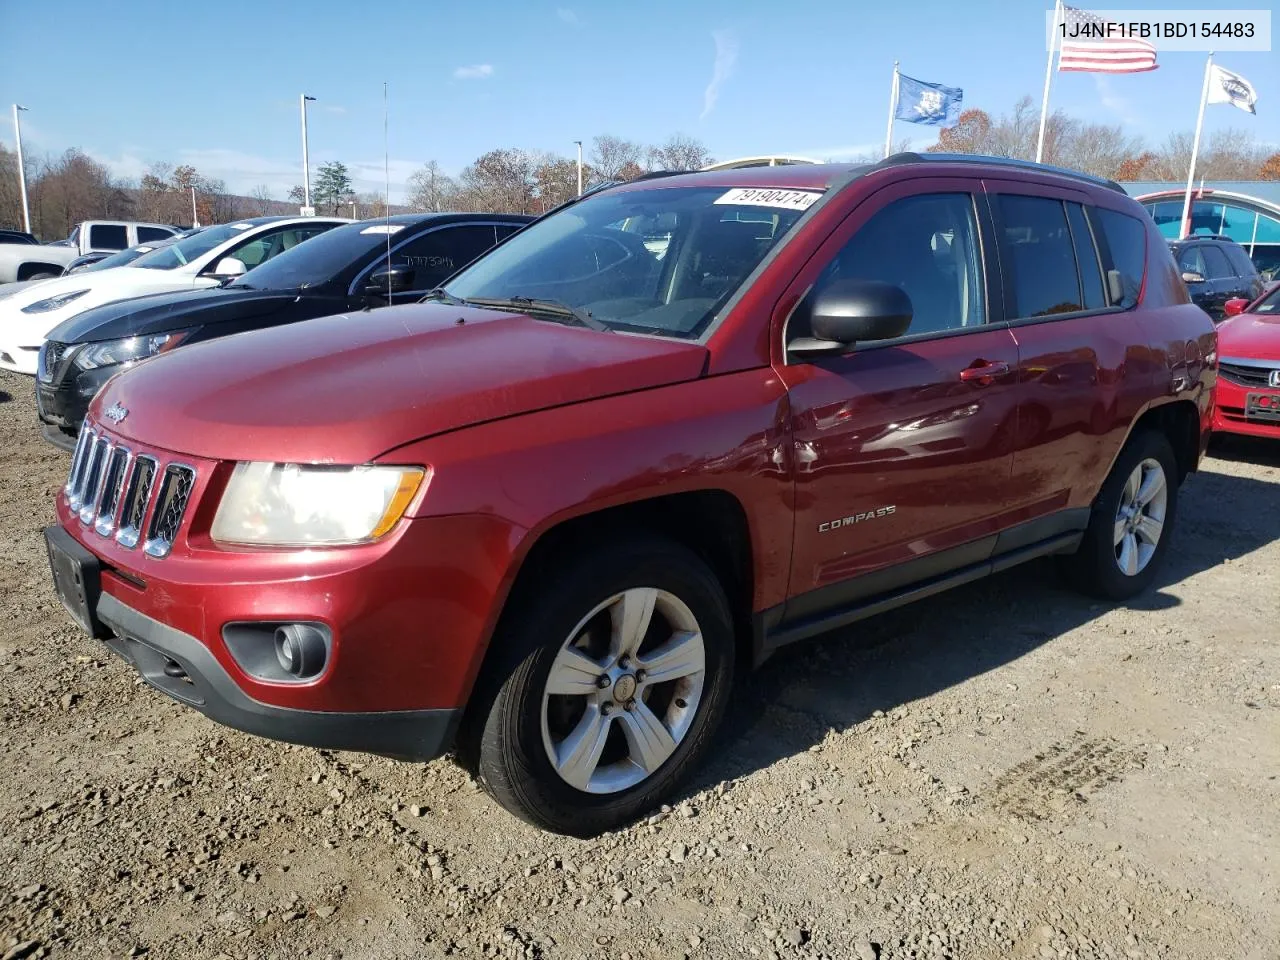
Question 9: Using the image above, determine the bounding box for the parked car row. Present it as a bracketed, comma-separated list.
[37, 153, 1239, 837]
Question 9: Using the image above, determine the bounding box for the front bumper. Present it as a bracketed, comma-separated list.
[36, 364, 116, 448]
[45, 523, 461, 761]
[1213, 375, 1280, 440]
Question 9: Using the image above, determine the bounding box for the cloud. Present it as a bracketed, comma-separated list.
[321, 104, 347, 115]
[557, 7, 579, 24]
[1093, 75, 1137, 125]
[701, 29, 739, 121]
[453, 64, 494, 80]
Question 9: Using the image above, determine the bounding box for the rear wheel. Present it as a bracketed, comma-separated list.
[462, 538, 734, 836]
[1060, 430, 1178, 600]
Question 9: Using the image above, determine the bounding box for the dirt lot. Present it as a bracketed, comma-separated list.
[0, 369, 1277, 960]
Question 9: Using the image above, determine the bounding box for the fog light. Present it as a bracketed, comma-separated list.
[273, 624, 327, 679]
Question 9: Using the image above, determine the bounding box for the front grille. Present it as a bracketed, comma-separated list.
[144, 465, 196, 558]
[38, 341, 69, 383]
[1219, 361, 1277, 388]
[62, 418, 196, 558]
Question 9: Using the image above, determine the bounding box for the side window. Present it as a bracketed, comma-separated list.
[495, 224, 524, 241]
[1223, 244, 1257, 279]
[1199, 246, 1232, 280]
[1066, 203, 1106, 310]
[995, 195, 1082, 318]
[1177, 247, 1206, 276]
[808, 192, 985, 337]
[389, 225, 499, 290]
[228, 226, 331, 269]
[89, 224, 128, 250]
[1091, 207, 1147, 308]
[137, 226, 173, 244]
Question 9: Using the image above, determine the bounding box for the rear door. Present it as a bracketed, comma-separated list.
[354, 223, 507, 303]
[777, 179, 1022, 621]
[990, 184, 1158, 520]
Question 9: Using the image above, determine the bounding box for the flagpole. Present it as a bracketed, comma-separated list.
[1180, 52, 1214, 239]
[1036, 0, 1063, 163]
[884, 61, 899, 159]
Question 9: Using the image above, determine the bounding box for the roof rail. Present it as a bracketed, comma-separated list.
[1167, 234, 1241, 244]
[877, 152, 1128, 195]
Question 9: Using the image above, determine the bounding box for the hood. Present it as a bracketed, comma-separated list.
[0, 266, 210, 347]
[0, 278, 52, 301]
[47, 286, 309, 343]
[92, 303, 709, 463]
[1218, 311, 1280, 363]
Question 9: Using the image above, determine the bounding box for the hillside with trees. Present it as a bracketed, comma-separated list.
[2, 100, 1276, 238]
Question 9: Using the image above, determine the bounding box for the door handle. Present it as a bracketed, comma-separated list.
[959, 361, 1010, 385]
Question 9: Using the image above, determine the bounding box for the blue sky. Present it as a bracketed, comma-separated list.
[1, 0, 1276, 201]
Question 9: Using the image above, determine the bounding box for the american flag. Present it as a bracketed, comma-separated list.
[1058, 5, 1158, 74]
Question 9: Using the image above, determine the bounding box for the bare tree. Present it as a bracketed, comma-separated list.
[589, 135, 643, 182]
[455, 149, 537, 214]
[250, 184, 273, 215]
[406, 161, 457, 212]
[531, 154, 582, 211]
[646, 134, 713, 172]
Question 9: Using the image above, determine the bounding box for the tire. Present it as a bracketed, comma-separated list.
[460, 537, 735, 836]
[25, 271, 59, 281]
[1059, 429, 1178, 600]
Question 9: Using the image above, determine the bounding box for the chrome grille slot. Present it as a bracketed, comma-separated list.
[65, 426, 93, 502]
[77, 437, 111, 524]
[144, 465, 196, 558]
[116, 456, 156, 549]
[94, 447, 131, 537]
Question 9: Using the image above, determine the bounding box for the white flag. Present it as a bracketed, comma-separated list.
[1207, 64, 1257, 115]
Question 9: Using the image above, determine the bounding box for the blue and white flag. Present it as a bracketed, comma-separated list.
[894, 74, 963, 127]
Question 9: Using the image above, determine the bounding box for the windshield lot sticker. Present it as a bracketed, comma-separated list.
[715, 188, 821, 211]
[360, 224, 406, 235]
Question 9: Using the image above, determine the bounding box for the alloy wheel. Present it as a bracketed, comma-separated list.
[1113, 457, 1167, 577]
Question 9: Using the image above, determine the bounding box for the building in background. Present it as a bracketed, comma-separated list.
[1121, 182, 1280, 280]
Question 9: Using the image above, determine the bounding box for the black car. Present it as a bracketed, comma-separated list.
[1170, 236, 1264, 321]
[0, 229, 38, 245]
[36, 212, 532, 448]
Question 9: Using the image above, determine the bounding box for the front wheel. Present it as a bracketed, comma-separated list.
[1059, 429, 1178, 600]
[462, 538, 734, 836]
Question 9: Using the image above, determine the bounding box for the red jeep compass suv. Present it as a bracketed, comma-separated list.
[45, 155, 1215, 835]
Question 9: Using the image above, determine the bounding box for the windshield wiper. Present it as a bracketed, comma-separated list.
[467, 295, 612, 333]
[421, 287, 464, 305]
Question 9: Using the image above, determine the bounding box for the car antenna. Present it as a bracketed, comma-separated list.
[384, 81, 392, 282]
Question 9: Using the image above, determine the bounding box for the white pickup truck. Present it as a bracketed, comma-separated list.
[0, 221, 180, 284]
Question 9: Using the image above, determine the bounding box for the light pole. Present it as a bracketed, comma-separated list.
[574, 140, 583, 196]
[300, 94, 317, 212]
[12, 105, 31, 233]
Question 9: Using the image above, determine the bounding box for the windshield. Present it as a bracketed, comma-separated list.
[231, 221, 394, 290]
[132, 222, 255, 270]
[444, 185, 820, 338]
[85, 240, 174, 271]
[1253, 286, 1280, 314]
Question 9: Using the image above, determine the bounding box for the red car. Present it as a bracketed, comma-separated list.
[1215, 283, 1280, 439]
[44, 155, 1215, 835]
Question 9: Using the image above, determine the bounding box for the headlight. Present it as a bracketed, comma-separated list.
[211, 463, 426, 547]
[21, 289, 89, 313]
[73, 331, 189, 371]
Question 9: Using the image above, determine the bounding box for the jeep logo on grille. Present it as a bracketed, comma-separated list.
[104, 402, 129, 424]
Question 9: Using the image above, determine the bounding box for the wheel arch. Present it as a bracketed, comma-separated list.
[16, 261, 67, 281]
[1127, 397, 1203, 483]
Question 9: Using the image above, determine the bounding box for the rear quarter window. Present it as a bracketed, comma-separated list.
[1223, 244, 1258, 279]
[1091, 208, 1147, 309]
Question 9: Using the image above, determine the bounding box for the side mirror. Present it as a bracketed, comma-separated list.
[365, 264, 415, 296]
[212, 257, 247, 278]
[1223, 297, 1249, 317]
[1181, 271, 1206, 284]
[790, 279, 913, 359]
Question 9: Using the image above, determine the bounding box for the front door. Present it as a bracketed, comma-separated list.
[775, 182, 1021, 625]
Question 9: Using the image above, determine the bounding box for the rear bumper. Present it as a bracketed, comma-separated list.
[96, 585, 461, 761]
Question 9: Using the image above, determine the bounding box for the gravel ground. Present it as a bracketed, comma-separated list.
[1, 368, 1277, 960]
